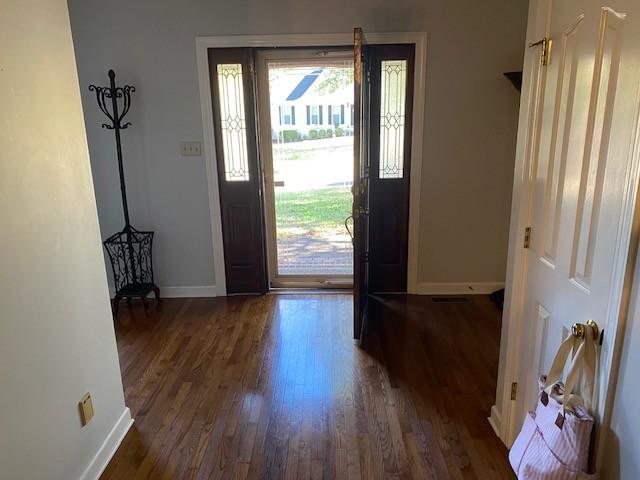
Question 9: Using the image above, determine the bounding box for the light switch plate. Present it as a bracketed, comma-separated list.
[180, 141, 202, 156]
[79, 392, 94, 426]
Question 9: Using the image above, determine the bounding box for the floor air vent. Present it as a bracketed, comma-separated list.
[431, 296, 469, 304]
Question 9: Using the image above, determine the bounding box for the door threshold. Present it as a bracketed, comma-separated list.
[269, 287, 352, 295]
[270, 277, 353, 290]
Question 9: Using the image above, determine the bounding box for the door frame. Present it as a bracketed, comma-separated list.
[490, 0, 640, 467]
[195, 32, 427, 296]
[254, 48, 355, 289]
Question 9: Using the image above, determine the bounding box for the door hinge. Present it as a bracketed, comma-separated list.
[528, 37, 552, 66]
[511, 382, 518, 401]
[524, 227, 532, 249]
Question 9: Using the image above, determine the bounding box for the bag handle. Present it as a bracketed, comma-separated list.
[544, 330, 597, 411]
[562, 332, 596, 411]
[561, 340, 587, 409]
[544, 335, 576, 389]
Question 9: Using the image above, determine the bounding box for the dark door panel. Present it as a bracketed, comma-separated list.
[209, 48, 268, 294]
[226, 203, 257, 264]
[372, 203, 405, 289]
[375, 203, 404, 264]
[368, 44, 414, 293]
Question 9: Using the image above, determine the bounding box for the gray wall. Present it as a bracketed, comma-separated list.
[67, 0, 528, 290]
[1, 0, 128, 478]
[603, 249, 640, 479]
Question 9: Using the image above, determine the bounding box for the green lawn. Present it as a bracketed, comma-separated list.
[275, 187, 352, 237]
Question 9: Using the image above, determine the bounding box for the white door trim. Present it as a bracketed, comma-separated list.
[491, 1, 640, 466]
[195, 32, 427, 295]
[489, 0, 551, 444]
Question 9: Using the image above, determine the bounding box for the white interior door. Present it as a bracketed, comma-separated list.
[517, 0, 640, 468]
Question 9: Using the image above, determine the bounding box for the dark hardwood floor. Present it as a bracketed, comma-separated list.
[102, 293, 513, 479]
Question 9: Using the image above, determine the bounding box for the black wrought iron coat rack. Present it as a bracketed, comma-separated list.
[89, 70, 159, 315]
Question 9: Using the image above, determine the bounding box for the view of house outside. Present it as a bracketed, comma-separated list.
[268, 64, 354, 276]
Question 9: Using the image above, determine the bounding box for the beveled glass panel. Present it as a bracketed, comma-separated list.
[217, 63, 250, 181]
[379, 60, 407, 179]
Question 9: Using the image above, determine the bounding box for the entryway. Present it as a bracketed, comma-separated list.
[202, 32, 425, 317]
[256, 49, 355, 288]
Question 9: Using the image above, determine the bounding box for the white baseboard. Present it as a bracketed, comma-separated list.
[109, 285, 223, 299]
[413, 282, 505, 295]
[79, 407, 133, 480]
[488, 404, 504, 444]
[159, 285, 221, 297]
[111, 282, 502, 298]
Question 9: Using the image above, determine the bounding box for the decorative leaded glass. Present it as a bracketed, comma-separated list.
[379, 60, 407, 179]
[217, 64, 250, 181]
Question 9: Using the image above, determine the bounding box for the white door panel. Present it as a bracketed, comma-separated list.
[517, 0, 640, 468]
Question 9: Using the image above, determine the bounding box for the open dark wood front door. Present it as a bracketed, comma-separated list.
[209, 48, 267, 294]
[354, 36, 414, 337]
[353, 28, 370, 339]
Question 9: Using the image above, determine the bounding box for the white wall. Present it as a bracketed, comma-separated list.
[0, 1, 130, 479]
[67, 0, 528, 292]
[603, 248, 640, 479]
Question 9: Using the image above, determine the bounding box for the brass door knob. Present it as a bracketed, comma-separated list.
[571, 320, 600, 341]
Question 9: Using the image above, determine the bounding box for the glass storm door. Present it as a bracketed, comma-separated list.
[254, 48, 355, 289]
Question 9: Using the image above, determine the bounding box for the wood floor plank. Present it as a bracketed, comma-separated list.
[101, 294, 513, 479]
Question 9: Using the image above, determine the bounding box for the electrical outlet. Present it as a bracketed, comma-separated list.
[180, 141, 202, 156]
[79, 392, 94, 426]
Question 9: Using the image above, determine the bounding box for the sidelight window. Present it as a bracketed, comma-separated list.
[379, 60, 407, 179]
[217, 63, 250, 181]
